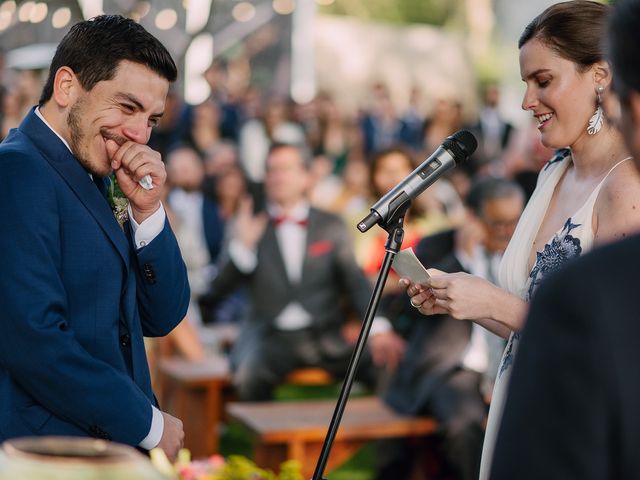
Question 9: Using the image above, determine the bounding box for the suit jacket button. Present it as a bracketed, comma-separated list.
[89, 425, 111, 440]
[120, 334, 131, 347]
[143, 264, 156, 285]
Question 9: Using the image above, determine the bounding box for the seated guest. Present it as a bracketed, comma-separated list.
[376, 178, 525, 480]
[201, 143, 375, 400]
[165, 145, 225, 326]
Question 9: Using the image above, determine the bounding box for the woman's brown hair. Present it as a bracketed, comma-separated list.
[518, 0, 609, 72]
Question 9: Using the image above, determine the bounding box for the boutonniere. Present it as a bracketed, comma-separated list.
[107, 174, 129, 228]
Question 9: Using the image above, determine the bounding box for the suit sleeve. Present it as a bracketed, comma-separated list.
[490, 262, 615, 479]
[131, 218, 190, 337]
[0, 151, 159, 445]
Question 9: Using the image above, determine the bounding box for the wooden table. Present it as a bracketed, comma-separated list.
[227, 396, 438, 478]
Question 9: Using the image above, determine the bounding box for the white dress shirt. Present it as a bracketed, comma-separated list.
[455, 244, 503, 374]
[229, 201, 314, 330]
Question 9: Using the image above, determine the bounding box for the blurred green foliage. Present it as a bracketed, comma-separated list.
[318, 0, 462, 26]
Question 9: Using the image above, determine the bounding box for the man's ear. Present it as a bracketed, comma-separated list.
[51, 66, 79, 108]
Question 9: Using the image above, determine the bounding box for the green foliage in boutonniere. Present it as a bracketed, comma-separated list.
[107, 174, 129, 228]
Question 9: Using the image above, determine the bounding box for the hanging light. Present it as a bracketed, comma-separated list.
[232, 2, 256, 22]
[273, 0, 295, 15]
[17, 1, 34, 22]
[29, 2, 47, 23]
[155, 8, 178, 30]
[52, 7, 71, 29]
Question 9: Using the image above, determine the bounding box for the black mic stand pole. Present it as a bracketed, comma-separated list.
[311, 205, 408, 480]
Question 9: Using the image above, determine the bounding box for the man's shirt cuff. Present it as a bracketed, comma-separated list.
[138, 405, 164, 449]
[128, 203, 166, 249]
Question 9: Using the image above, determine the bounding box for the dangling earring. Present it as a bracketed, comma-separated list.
[587, 85, 605, 135]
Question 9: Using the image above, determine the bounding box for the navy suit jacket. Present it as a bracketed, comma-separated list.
[0, 109, 189, 446]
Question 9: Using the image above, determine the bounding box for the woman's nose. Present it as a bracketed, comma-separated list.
[521, 87, 537, 111]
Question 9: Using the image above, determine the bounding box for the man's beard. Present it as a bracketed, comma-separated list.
[67, 99, 108, 177]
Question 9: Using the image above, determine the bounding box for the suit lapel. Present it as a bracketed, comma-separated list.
[301, 209, 320, 281]
[19, 110, 130, 270]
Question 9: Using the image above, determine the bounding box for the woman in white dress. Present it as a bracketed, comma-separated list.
[403, 1, 640, 478]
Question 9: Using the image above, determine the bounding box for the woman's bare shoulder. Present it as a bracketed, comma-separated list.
[594, 159, 640, 244]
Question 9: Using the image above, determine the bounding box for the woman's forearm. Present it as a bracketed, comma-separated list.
[475, 287, 528, 338]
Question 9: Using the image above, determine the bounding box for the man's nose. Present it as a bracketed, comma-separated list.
[122, 118, 151, 144]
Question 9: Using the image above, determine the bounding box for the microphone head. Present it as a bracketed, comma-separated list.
[444, 129, 478, 163]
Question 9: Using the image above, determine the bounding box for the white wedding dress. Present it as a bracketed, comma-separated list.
[479, 151, 631, 479]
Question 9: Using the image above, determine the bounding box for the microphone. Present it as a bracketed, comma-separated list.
[357, 130, 477, 232]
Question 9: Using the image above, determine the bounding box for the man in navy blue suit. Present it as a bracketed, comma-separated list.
[0, 16, 189, 460]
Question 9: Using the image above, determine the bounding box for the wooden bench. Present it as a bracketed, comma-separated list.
[157, 356, 233, 458]
[227, 396, 438, 479]
[156, 356, 336, 458]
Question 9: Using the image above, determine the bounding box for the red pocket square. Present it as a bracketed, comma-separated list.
[308, 240, 333, 257]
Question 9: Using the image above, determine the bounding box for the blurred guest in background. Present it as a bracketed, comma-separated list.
[421, 97, 464, 156]
[360, 83, 402, 156]
[201, 143, 375, 400]
[147, 87, 191, 159]
[473, 82, 514, 172]
[238, 96, 305, 200]
[165, 145, 225, 326]
[185, 98, 224, 158]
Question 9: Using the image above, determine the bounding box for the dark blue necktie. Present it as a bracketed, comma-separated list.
[92, 175, 109, 201]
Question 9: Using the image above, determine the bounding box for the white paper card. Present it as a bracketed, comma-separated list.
[392, 248, 430, 283]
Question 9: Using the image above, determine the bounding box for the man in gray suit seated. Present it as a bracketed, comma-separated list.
[202, 142, 375, 400]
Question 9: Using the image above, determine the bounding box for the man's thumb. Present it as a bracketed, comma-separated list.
[105, 139, 119, 165]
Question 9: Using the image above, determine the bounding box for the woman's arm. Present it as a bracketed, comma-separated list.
[400, 273, 527, 339]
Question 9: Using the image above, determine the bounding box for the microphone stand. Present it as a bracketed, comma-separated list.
[311, 205, 409, 480]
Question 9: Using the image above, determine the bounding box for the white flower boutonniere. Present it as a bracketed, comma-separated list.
[107, 174, 129, 228]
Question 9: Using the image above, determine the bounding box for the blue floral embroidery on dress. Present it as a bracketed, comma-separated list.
[498, 331, 521, 378]
[543, 148, 571, 172]
[526, 218, 582, 300]
[498, 217, 583, 378]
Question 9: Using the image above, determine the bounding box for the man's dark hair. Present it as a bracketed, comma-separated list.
[267, 142, 313, 170]
[39, 15, 177, 105]
[607, 0, 640, 102]
[465, 177, 524, 218]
